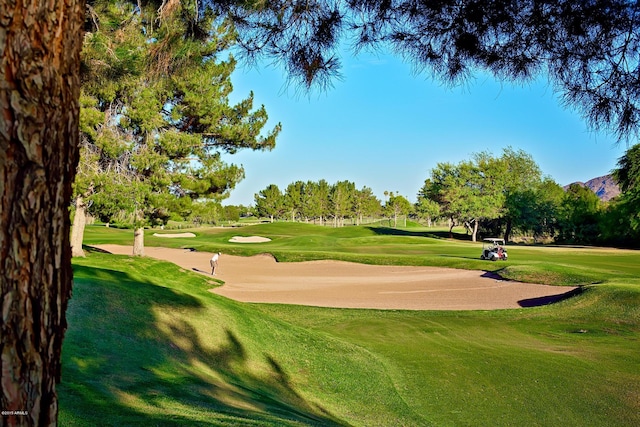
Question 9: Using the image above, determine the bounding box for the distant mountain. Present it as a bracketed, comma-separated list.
[565, 174, 620, 201]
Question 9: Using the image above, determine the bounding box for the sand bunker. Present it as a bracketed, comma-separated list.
[95, 245, 578, 311]
[229, 236, 272, 243]
[153, 232, 196, 238]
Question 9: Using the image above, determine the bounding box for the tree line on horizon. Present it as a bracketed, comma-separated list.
[252, 180, 412, 227]
[419, 145, 640, 247]
[74, 141, 640, 250]
[250, 146, 640, 247]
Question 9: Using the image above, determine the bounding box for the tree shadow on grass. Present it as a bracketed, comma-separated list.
[365, 226, 472, 241]
[480, 271, 505, 280]
[83, 244, 112, 254]
[479, 270, 584, 308]
[518, 287, 583, 308]
[61, 263, 346, 426]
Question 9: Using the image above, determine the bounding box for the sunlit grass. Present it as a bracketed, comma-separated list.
[60, 223, 640, 425]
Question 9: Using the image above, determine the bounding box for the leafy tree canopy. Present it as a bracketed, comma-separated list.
[419, 148, 549, 241]
[384, 191, 413, 227]
[557, 183, 603, 243]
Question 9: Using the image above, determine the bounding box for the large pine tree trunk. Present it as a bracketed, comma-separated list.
[0, 0, 84, 424]
[70, 196, 87, 257]
[133, 227, 145, 256]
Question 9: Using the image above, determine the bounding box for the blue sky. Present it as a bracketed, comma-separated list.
[223, 50, 626, 206]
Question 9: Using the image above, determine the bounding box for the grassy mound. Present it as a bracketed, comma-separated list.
[61, 252, 414, 426]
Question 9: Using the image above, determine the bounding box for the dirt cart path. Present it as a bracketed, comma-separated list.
[95, 245, 577, 310]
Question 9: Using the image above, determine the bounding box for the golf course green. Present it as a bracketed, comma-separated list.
[59, 223, 640, 426]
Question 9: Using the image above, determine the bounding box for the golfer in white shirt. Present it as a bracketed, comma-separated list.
[210, 252, 221, 275]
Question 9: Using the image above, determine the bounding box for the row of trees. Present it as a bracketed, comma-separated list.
[250, 149, 569, 239]
[253, 181, 413, 227]
[250, 146, 640, 248]
[418, 146, 640, 246]
[75, 137, 639, 249]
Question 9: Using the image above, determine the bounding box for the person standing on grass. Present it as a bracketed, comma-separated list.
[210, 252, 221, 275]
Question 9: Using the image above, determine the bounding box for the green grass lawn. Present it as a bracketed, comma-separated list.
[60, 223, 640, 425]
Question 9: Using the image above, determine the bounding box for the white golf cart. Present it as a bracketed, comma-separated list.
[480, 238, 508, 261]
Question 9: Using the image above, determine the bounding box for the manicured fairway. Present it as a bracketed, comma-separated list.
[82, 222, 640, 284]
[59, 223, 640, 425]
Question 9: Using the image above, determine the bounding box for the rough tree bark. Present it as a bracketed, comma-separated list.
[70, 196, 86, 257]
[0, 0, 84, 424]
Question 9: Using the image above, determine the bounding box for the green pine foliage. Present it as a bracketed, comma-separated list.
[76, 0, 280, 232]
